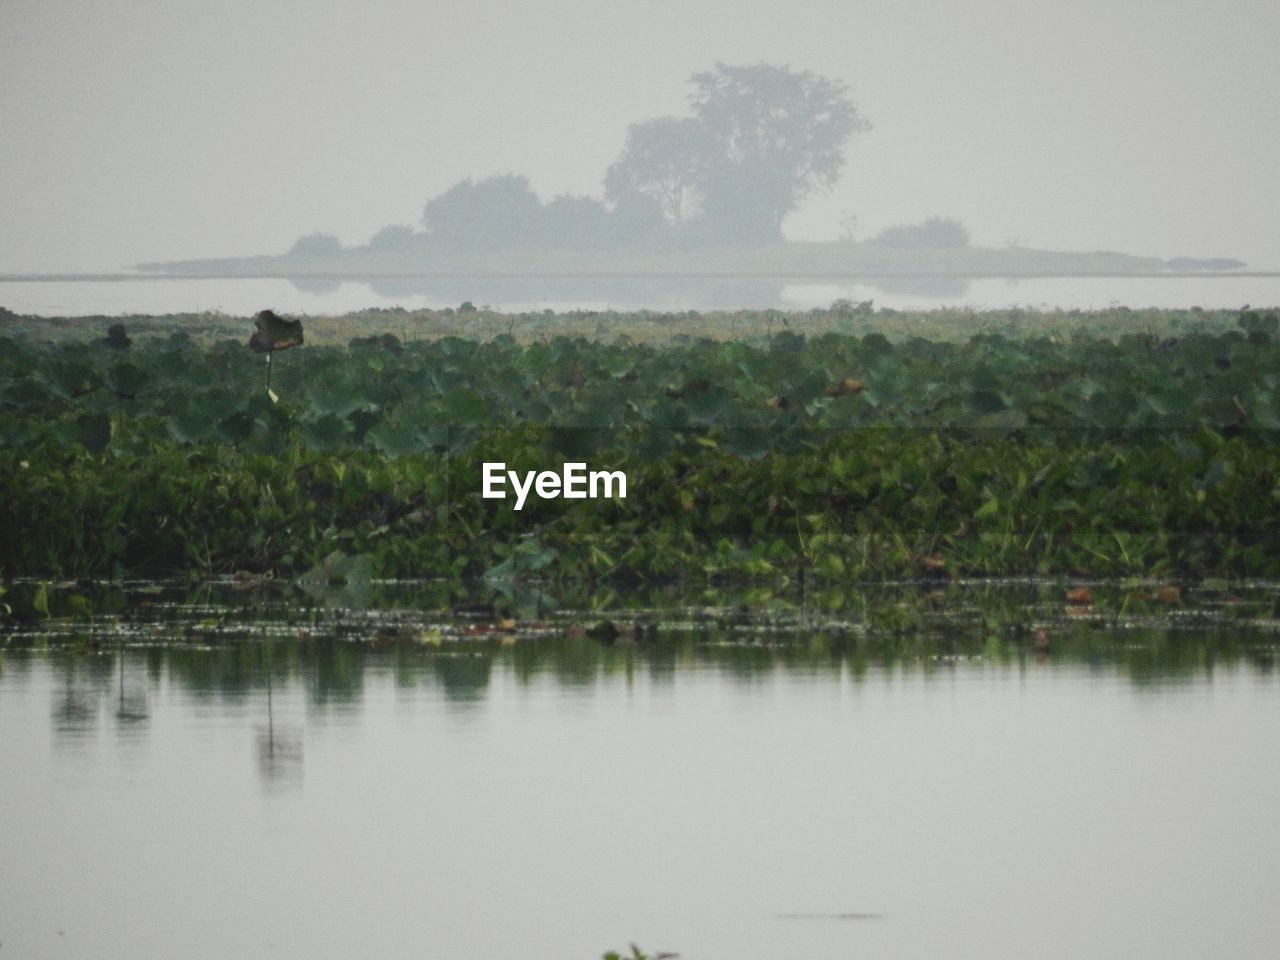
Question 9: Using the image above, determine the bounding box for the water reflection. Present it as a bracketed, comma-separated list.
[52, 659, 102, 739]
[6, 577, 1279, 785]
[358, 274, 794, 310]
[9, 619, 1272, 799]
[4, 273, 1279, 318]
[257, 649, 302, 791]
[8, 592, 1278, 747]
[114, 650, 149, 729]
[3, 593, 1278, 960]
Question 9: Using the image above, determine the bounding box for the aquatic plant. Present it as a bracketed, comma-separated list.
[2, 309, 1278, 583]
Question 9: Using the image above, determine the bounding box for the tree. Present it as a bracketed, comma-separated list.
[421, 175, 541, 249]
[605, 191, 665, 245]
[601, 63, 869, 245]
[537, 194, 610, 247]
[691, 62, 868, 243]
[604, 117, 710, 224]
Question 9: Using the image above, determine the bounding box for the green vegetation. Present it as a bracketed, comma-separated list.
[2, 307, 1279, 584]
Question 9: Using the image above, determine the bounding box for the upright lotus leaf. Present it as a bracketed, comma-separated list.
[784, 369, 829, 405]
[1248, 388, 1280, 431]
[250, 308, 308, 399]
[648, 395, 690, 434]
[296, 552, 373, 608]
[1238, 309, 1279, 343]
[348, 332, 403, 355]
[43, 357, 99, 400]
[248, 310, 304, 353]
[972, 409, 1029, 437]
[722, 426, 770, 459]
[300, 413, 352, 452]
[545, 425, 604, 459]
[442, 388, 492, 426]
[968, 390, 1007, 415]
[103, 323, 131, 350]
[683, 382, 732, 426]
[168, 401, 217, 443]
[153, 343, 206, 386]
[366, 419, 422, 458]
[771, 331, 805, 354]
[77, 412, 113, 454]
[306, 375, 364, 416]
[218, 411, 256, 443]
[604, 351, 635, 378]
[195, 388, 242, 424]
[4, 376, 55, 412]
[347, 407, 384, 444]
[243, 420, 292, 456]
[0, 335, 19, 371]
[106, 361, 149, 399]
[482, 538, 557, 584]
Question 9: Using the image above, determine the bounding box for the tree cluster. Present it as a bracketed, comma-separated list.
[418, 62, 870, 251]
[420, 175, 663, 250]
[607, 63, 868, 244]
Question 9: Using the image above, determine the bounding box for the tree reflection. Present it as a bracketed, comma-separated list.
[51, 656, 114, 743]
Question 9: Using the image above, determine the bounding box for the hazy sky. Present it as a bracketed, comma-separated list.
[2, 0, 1277, 272]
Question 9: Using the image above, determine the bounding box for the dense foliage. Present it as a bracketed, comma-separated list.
[3, 309, 1280, 583]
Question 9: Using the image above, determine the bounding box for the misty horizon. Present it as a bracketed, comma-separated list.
[3, 0, 1278, 273]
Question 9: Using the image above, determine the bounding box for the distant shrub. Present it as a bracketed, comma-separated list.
[873, 217, 969, 249]
[367, 224, 418, 251]
[288, 232, 344, 257]
[422, 175, 541, 249]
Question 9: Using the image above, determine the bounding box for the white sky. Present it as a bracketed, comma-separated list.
[2, 0, 1277, 272]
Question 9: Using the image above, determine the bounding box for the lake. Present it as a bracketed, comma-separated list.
[2, 273, 1279, 316]
[2, 582, 1278, 959]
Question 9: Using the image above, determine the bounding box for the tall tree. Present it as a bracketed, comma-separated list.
[604, 117, 709, 225]
[690, 62, 869, 242]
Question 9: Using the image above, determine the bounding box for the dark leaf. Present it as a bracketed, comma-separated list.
[249, 309, 305, 353]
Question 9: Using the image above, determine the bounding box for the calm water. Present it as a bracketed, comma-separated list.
[2, 274, 1279, 315]
[2, 585, 1279, 959]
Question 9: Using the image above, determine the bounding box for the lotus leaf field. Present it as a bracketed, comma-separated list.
[3, 307, 1280, 587]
